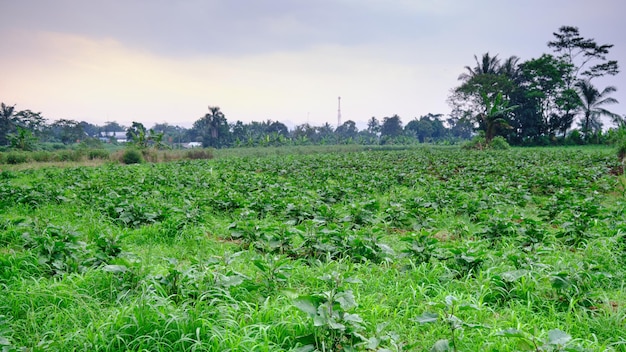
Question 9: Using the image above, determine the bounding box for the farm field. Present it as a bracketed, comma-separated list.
[1, 146, 625, 351]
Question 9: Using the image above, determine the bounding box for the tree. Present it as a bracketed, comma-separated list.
[7, 127, 37, 151]
[335, 120, 358, 141]
[79, 121, 100, 137]
[126, 122, 148, 147]
[458, 53, 502, 81]
[192, 106, 230, 148]
[380, 115, 403, 139]
[103, 121, 126, 132]
[367, 117, 380, 135]
[478, 92, 518, 143]
[0, 103, 17, 145]
[548, 26, 619, 85]
[575, 80, 620, 138]
[548, 26, 619, 136]
[266, 120, 289, 137]
[51, 119, 84, 144]
[514, 54, 575, 139]
[451, 53, 519, 134]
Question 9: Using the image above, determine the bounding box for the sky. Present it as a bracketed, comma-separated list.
[1, 0, 625, 130]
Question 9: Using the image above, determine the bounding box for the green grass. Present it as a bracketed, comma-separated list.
[1, 145, 625, 351]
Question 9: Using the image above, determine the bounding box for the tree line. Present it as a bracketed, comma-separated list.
[0, 103, 474, 150]
[2, 25, 624, 151]
[450, 25, 623, 146]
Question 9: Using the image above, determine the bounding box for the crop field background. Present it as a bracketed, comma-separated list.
[1, 146, 625, 351]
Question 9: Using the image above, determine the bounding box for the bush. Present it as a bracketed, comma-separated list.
[489, 136, 510, 150]
[31, 151, 54, 162]
[121, 149, 144, 164]
[56, 150, 85, 162]
[462, 135, 487, 150]
[88, 149, 110, 160]
[0, 152, 5, 164]
[185, 148, 214, 160]
[5, 152, 29, 164]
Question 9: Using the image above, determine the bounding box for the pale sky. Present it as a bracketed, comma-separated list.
[1, 0, 624, 129]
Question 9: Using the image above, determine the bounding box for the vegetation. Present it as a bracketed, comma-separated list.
[1, 145, 625, 351]
[1, 26, 622, 153]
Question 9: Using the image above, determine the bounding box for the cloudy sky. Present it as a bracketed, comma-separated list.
[0, 0, 624, 129]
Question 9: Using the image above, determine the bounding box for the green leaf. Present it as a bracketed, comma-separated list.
[102, 264, 128, 273]
[0, 337, 11, 346]
[293, 296, 320, 316]
[219, 275, 244, 287]
[497, 328, 527, 338]
[430, 339, 450, 351]
[343, 313, 364, 323]
[291, 344, 315, 352]
[501, 269, 528, 282]
[414, 312, 439, 324]
[547, 329, 571, 345]
[344, 276, 363, 284]
[252, 259, 267, 272]
[365, 337, 380, 349]
[336, 291, 357, 310]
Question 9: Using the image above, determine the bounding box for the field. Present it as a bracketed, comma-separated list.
[1, 146, 625, 351]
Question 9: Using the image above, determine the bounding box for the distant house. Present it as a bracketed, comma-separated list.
[184, 142, 202, 148]
[100, 131, 127, 143]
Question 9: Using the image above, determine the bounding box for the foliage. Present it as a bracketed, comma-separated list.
[0, 146, 624, 350]
[293, 272, 368, 351]
[121, 148, 144, 164]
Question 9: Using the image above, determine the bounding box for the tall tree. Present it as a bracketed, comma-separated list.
[0, 103, 16, 145]
[192, 106, 230, 148]
[367, 117, 380, 135]
[548, 26, 619, 85]
[51, 119, 84, 144]
[335, 120, 358, 141]
[380, 115, 403, 139]
[458, 53, 502, 81]
[575, 80, 620, 137]
[548, 26, 619, 135]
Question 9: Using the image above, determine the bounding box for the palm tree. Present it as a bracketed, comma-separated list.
[575, 80, 620, 137]
[1, 103, 17, 145]
[458, 53, 501, 81]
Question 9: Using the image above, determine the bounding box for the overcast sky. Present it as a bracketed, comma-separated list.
[1, 0, 624, 129]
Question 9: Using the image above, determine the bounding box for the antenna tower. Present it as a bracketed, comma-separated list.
[337, 96, 342, 127]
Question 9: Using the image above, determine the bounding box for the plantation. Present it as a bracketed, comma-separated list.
[1, 146, 625, 351]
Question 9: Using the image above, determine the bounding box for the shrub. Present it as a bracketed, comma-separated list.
[5, 152, 29, 164]
[0, 152, 5, 164]
[490, 136, 510, 150]
[56, 150, 85, 162]
[31, 151, 54, 162]
[88, 149, 110, 160]
[462, 135, 487, 150]
[185, 148, 214, 160]
[121, 149, 144, 164]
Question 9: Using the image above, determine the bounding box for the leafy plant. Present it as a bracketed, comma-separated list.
[22, 223, 88, 276]
[400, 230, 439, 265]
[293, 272, 368, 351]
[252, 254, 292, 294]
[497, 328, 586, 351]
[414, 295, 485, 352]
